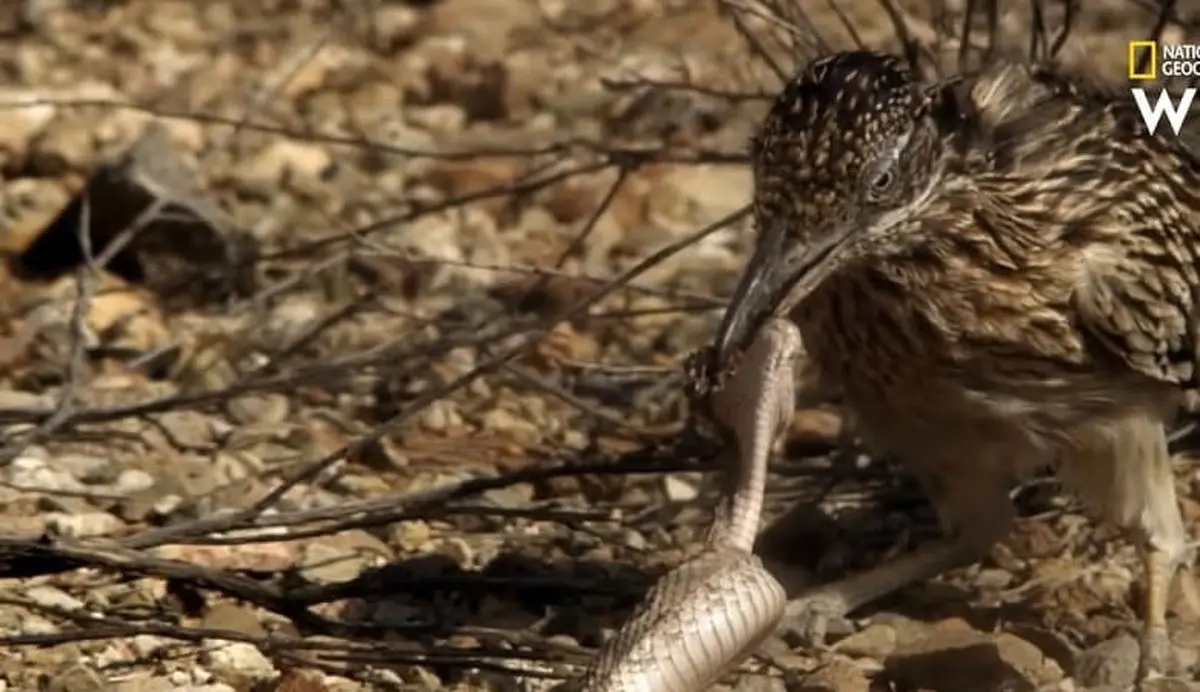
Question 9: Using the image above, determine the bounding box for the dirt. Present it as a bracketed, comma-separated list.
[0, 0, 1197, 691]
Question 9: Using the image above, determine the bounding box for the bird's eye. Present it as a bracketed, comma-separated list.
[863, 166, 896, 202]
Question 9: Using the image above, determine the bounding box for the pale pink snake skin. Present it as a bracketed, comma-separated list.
[578, 320, 801, 691]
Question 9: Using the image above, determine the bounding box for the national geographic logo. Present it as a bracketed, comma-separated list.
[1128, 40, 1200, 79]
[1128, 40, 1199, 136]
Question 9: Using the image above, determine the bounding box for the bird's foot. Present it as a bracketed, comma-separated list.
[776, 591, 852, 649]
[1136, 624, 1176, 683]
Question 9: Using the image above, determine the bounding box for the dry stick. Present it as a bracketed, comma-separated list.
[551, 167, 629, 271]
[599, 75, 772, 102]
[135, 156, 672, 370]
[17, 92, 746, 176]
[0, 41, 374, 426]
[0, 446, 715, 646]
[589, 303, 715, 320]
[282, 558, 650, 610]
[1029, 0, 1048, 62]
[876, 0, 923, 77]
[0, 97, 662, 161]
[8, 113, 739, 533]
[257, 291, 507, 380]
[826, 0, 865, 48]
[499, 363, 644, 433]
[252, 291, 381, 376]
[983, 0, 1000, 65]
[0, 337, 475, 425]
[0, 595, 580, 677]
[0, 195, 171, 465]
[333, 183, 715, 446]
[0, 19, 759, 684]
[226, 34, 336, 150]
[256, 157, 611, 267]
[0, 538, 301, 618]
[722, 1, 791, 82]
[1122, 0, 1196, 30]
[0, 536, 490, 641]
[260, 139, 600, 369]
[63, 161, 607, 410]
[512, 166, 630, 323]
[1048, 0, 1079, 60]
[238, 205, 749, 512]
[17, 621, 557, 687]
[117, 144, 734, 388]
[2, 0, 816, 657]
[111, 205, 748, 550]
[356, 252, 724, 306]
[177, 503, 614, 546]
[186, 33, 345, 357]
[0, 126, 737, 392]
[958, 0, 978, 72]
[930, 0, 949, 78]
[122, 452, 698, 547]
[1141, 0, 1179, 77]
[255, 135, 739, 261]
[35, 199, 96, 435]
[752, 0, 821, 46]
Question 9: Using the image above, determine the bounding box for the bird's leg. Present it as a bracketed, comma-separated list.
[779, 462, 1015, 645]
[1130, 491, 1192, 680]
[1141, 544, 1177, 679]
[1057, 413, 1193, 681]
[778, 538, 981, 644]
[1124, 510, 1191, 682]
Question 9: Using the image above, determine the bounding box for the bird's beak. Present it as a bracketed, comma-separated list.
[711, 219, 855, 370]
[711, 218, 787, 372]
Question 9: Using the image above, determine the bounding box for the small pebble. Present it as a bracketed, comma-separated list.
[132, 634, 171, 658]
[151, 494, 184, 516]
[115, 469, 156, 494]
[200, 640, 277, 684]
[835, 623, 898, 659]
[225, 393, 289, 426]
[25, 585, 84, 612]
[1072, 633, 1140, 689]
[50, 454, 113, 483]
[621, 529, 647, 550]
[663, 475, 698, 502]
[20, 614, 59, 636]
[46, 511, 125, 538]
[8, 456, 84, 492]
[0, 390, 52, 409]
[975, 567, 1015, 590]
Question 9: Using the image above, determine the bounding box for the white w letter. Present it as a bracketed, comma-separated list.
[1132, 88, 1196, 136]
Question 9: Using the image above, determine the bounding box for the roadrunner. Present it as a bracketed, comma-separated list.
[580, 50, 1200, 689]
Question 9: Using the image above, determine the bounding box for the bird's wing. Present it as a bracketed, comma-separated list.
[944, 61, 1200, 408]
[1071, 215, 1200, 394]
[1061, 82, 1200, 394]
[960, 61, 1200, 392]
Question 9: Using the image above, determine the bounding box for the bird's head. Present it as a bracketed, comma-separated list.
[711, 51, 951, 368]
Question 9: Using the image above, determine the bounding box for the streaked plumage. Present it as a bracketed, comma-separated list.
[578, 51, 1200, 691]
[712, 50, 1200, 680]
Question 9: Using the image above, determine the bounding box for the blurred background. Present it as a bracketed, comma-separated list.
[0, 1, 1196, 690]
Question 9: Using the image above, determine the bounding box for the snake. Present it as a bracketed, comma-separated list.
[577, 319, 801, 691]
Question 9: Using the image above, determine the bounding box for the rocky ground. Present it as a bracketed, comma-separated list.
[0, 0, 1198, 691]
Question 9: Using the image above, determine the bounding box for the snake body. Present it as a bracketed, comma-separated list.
[578, 320, 801, 691]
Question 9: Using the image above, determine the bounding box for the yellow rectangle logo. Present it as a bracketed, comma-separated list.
[1129, 40, 1158, 80]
